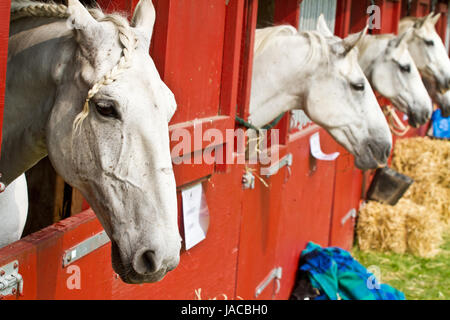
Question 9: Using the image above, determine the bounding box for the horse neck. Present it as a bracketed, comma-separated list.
[249, 34, 322, 128]
[0, 19, 76, 185]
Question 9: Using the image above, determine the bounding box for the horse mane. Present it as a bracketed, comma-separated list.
[254, 25, 331, 67]
[10, 0, 137, 131]
[356, 33, 395, 57]
[254, 25, 298, 56]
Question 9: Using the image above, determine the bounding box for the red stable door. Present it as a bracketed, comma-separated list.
[275, 126, 339, 299]
[235, 0, 303, 300]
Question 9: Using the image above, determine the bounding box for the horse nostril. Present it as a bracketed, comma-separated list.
[384, 145, 391, 162]
[133, 250, 162, 275]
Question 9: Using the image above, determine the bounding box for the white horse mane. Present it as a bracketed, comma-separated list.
[10, 0, 138, 131]
[254, 25, 331, 66]
[356, 33, 395, 57]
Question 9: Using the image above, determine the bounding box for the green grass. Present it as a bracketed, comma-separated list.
[352, 232, 450, 300]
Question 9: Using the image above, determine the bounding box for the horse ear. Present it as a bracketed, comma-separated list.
[342, 25, 368, 55]
[131, 0, 156, 45]
[430, 12, 441, 26]
[67, 0, 98, 34]
[392, 28, 413, 48]
[316, 14, 333, 37]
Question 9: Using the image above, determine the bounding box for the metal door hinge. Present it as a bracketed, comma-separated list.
[341, 208, 357, 225]
[242, 171, 255, 189]
[261, 154, 293, 178]
[0, 260, 23, 298]
[255, 267, 282, 298]
[62, 231, 110, 267]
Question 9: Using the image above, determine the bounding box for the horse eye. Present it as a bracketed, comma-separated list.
[400, 64, 411, 73]
[424, 39, 434, 46]
[95, 101, 118, 118]
[351, 82, 365, 91]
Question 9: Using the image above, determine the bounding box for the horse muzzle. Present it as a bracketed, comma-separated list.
[354, 138, 391, 170]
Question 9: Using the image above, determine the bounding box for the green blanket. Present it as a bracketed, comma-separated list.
[299, 242, 406, 300]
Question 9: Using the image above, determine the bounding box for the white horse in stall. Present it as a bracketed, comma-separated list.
[399, 13, 450, 118]
[250, 15, 392, 170]
[356, 30, 432, 127]
[0, 175, 28, 248]
[0, 0, 181, 284]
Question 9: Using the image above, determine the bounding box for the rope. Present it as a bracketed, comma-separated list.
[0, 173, 5, 193]
[383, 105, 410, 136]
[235, 112, 286, 132]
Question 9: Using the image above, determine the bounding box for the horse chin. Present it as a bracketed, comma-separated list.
[354, 139, 390, 170]
[354, 156, 379, 171]
[121, 268, 168, 284]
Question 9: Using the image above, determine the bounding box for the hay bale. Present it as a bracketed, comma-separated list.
[406, 204, 443, 258]
[357, 199, 443, 258]
[392, 137, 450, 228]
[357, 200, 407, 254]
[357, 136, 449, 258]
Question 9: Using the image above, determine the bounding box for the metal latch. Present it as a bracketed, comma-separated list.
[62, 231, 110, 267]
[0, 172, 5, 193]
[255, 267, 282, 298]
[242, 171, 255, 189]
[0, 260, 23, 297]
[261, 154, 293, 178]
[341, 208, 357, 225]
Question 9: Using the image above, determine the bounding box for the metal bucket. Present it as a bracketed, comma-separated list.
[366, 167, 414, 206]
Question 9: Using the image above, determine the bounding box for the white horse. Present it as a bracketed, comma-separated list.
[399, 13, 450, 117]
[250, 16, 392, 170]
[0, 175, 28, 248]
[422, 77, 450, 117]
[356, 30, 432, 127]
[1, 0, 180, 284]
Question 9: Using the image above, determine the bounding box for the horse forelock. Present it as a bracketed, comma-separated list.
[10, 1, 138, 131]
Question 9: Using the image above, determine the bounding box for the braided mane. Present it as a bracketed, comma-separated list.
[11, 0, 138, 131]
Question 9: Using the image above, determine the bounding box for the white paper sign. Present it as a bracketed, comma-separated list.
[182, 183, 210, 250]
[309, 132, 340, 161]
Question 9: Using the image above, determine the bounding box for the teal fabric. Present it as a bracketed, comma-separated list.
[299, 242, 406, 300]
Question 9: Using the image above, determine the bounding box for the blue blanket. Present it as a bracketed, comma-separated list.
[299, 242, 406, 300]
[432, 109, 450, 139]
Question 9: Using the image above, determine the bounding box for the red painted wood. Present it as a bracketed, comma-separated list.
[235, 144, 289, 300]
[435, 2, 448, 41]
[237, 0, 258, 120]
[402, 0, 431, 17]
[0, 0, 11, 155]
[274, 0, 300, 27]
[216, 0, 245, 173]
[349, 0, 402, 35]
[328, 147, 363, 251]
[336, 0, 353, 38]
[0, 160, 244, 299]
[275, 126, 338, 299]
[273, 0, 300, 145]
[349, 0, 369, 34]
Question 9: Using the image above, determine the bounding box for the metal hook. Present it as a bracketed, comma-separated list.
[0, 173, 5, 194]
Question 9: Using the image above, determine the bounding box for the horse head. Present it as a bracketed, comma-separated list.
[47, 0, 181, 284]
[303, 16, 392, 170]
